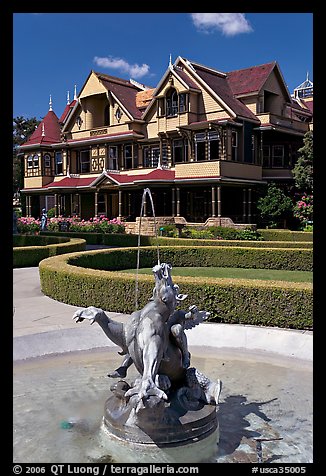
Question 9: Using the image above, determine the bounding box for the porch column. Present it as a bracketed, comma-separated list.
[176, 187, 180, 217]
[77, 193, 80, 217]
[118, 190, 122, 218]
[217, 186, 222, 217]
[128, 193, 131, 218]
[171, 188, 176, 217]
[26, 195, 31, 217]
[248, 188, 252, 223]
[243, 188, 247, 222]
[54, 193, 58, 217]
[211, 186, 216, 217]
[94, 191, 98, 217]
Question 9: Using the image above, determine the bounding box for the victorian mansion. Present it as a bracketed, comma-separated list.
[19, 56, 313, 227]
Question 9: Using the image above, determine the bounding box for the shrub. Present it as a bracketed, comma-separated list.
[39, 248, 313, 329]
[13, 236, 86, 267]
[17, 216, 40, 234]
[258, 229, 313, 242]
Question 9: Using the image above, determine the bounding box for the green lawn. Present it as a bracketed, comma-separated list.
[120, 267, 312, 283]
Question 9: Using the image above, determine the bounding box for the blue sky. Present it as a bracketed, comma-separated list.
[13, 12, 313, 120]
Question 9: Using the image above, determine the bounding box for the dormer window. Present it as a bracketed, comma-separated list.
[166, 88, 178, 117]
[165, 89, 189, 117]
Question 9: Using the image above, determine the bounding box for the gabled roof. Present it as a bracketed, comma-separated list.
[189, 61, 259, 122]
[226, 62, 276, 96]
[95, 71, 145, 119]
[20, 110, 61, 148]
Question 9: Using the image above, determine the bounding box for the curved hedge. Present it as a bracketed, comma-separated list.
[40, 231, 313, 249]
[13, 235, 86, 268]
[39, 247, 313, 330]
[64, 245, 312, 272]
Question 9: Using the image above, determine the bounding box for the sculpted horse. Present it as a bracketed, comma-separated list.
[73, 263, 220, 409]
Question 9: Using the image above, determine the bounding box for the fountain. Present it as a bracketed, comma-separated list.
[72, 188, 222, 463]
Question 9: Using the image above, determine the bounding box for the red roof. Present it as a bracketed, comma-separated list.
[45, 177, 96, 188]
[20, 110, 61, 147]
[108, 168, 175, 185]
[59, 100, 77, 123]
[226, 62, 276, 96]
[192, 63, 259, 122]
[301, 99, 313, 114]
[95, 72, 144, 119]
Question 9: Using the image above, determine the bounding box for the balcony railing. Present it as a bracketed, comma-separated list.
[257, 113, 309, 133]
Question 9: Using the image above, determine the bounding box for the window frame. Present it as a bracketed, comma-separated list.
[55, 151, 63, 175]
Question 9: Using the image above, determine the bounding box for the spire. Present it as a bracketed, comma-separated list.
[41, 122, 45, 137]
[49, 94, 53, 111]
[306, 71, 309, 81]
[67, 90, 70, 105]
[74, 84, 77, 100]
[169, 53, 172, 68]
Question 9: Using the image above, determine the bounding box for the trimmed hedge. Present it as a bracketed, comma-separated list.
[65, 245, 312, 272]
[13, 236, 86, 268]
[258, 229, 313, 242]
[39, 247, 312, 330]
[13, 234, 70, 247]
[40, 231, 313, 249]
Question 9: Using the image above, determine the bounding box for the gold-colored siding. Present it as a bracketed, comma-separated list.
[175, 161, 220, 178]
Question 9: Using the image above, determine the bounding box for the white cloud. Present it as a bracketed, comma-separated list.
[93, 55, 150, 79]
[190, 13, 253, 36]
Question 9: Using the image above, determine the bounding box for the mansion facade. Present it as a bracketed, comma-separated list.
[19, 56, 313, 228]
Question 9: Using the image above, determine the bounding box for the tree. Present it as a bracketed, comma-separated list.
[292, 130, 313, 193]
[257, 182, 294, 228]
[13, 116, 40, 194]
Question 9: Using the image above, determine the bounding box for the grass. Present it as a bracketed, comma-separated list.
[120, 266, 312, 283]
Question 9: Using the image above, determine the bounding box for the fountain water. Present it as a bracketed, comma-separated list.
[135, 187, 160, 310]
[70, 187, 223, 463]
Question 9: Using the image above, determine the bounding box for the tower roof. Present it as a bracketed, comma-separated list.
[20, 109, 61, 147]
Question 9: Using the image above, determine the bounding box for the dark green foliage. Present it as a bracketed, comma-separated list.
[257, 183, 294, 228]
[258, 229, 313, 242]
[13, 237, 86, 267]
[40, 231, 312, 249]
[39, 248, 312, 330]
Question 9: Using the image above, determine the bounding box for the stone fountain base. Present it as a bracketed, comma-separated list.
[98, 380, 219, 463]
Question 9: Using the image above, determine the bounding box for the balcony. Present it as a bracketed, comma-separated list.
[256, 113, 309, 134]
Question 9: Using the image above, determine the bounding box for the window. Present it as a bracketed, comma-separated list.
[143, 145, 164, 168]
[124, 145, 133, 169]
[166, 89, 178, 117]
[108, 146, 118, 170]
[262, 146, 270, 167]
[79, 150, 90, 173]
[157, 98, 165, 117]
[33, 154, 39, 168]
[44, 154, 51, 168]
[194, 133, 206, 161]
[194, 131, 219, 162]
[231, 131, 238, 161]
[208, 131, 219, 161]
[272, 145, 284, 168]
[27, 155, 33, 168]
[97, 193, 106, 215]
[55, 152, 63, 174]
[173, 139, 187, 164]
[104, 104, 110, 126]
[179, 93, 188, 113]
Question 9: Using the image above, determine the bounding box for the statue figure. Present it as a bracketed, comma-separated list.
[40, 208, 47, 231]
[73, 263, 221, 413]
